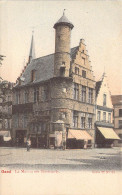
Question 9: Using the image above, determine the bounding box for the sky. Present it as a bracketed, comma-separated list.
[0, 1, 122, 95]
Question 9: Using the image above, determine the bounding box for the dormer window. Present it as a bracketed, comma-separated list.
[31, 70, 36, 82]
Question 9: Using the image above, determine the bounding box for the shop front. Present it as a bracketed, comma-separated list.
[96, 126, 120, 148]
[30, 134, 47, 148]
[66, 129, 93, 149]
[28, 120, 49, 148]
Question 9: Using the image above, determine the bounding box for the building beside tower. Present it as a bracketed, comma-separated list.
[12, 13, 96, 149]
[95, 73, 120, 147]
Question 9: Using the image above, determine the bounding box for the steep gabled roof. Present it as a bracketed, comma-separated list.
[17, 46, 78, 87]
[96, 81, 102, 97]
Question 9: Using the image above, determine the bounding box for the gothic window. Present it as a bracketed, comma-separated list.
[108, 113, 111, 123]
[43, 85, 49, 101]
[73, 83, 79, 100]
[97, 111, 101, 121]
[103, 112, 106, 121]
[81, 85, 86, 102]
[73, 111, 78, 128]
[87, 114, 93, 129]
[16, 91, 20, 104]
[82, 70, 86, 78]
[103, 94, 107, 106]
[24, 89, 29, 103]
[88, 88, 93, 104]
[34, 87, 39, 103]
[81, 113, 86, 129]
[23, 114, 28, 128]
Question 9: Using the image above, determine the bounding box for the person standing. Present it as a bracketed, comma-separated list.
[27, 138, 31, 151]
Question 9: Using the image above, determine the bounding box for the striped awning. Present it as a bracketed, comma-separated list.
[68, 129, 93, 140]
[97, 127, 120, 140]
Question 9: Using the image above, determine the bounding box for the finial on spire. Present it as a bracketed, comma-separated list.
[63, 9, 66, 15]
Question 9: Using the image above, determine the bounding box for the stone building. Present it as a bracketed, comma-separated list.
[95, 73, 120, 147]
[0, 79, 13, 145]
[111, 95, 122, 146]
[12, 13, 96, 149]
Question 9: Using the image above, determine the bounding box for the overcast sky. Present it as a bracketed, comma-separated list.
[0, 1, 122, 95]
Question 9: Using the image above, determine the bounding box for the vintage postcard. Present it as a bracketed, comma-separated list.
[0, 1, 122, 195]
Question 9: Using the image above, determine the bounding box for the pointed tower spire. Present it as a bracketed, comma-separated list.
[28, 31, 35, 63]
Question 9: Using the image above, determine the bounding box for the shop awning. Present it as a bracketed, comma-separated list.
[0, 131, 11, 141]
[68, 129, 93, 140]
[97, 127, 120, 140]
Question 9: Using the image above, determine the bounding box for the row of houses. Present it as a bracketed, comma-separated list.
[0, 13, 121, 149]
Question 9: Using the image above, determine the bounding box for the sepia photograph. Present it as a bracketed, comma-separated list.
[0, 1, 122, 195]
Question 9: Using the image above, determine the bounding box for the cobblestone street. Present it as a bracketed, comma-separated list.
[0, 147, 121, 171]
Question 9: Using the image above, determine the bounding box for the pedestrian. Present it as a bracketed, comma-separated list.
[26, 138, 31, 151]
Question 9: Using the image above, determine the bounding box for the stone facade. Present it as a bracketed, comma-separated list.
[12, 13, 96, 149]
[95, 73, 119, 147]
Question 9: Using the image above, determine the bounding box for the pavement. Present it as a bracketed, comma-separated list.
[0, 147, 122, 171]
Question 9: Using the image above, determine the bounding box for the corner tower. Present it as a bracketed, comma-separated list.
[53, 11, 74, 77]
